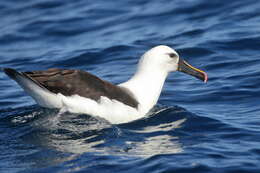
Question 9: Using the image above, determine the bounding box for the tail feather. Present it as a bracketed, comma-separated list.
[4, 68, 45, 89]
[3, 68, 62, 108]
[3, 68, 21, 80]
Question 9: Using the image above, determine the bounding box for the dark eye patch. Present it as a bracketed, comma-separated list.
[168, 53, 177, 58]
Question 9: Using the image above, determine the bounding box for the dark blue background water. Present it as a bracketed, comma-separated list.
[1, 0, 260, 172]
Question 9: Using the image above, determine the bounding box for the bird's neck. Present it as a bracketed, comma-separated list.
[119, 68, 168, 115]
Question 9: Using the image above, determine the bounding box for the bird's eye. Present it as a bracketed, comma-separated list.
[168, 53, 177, 58]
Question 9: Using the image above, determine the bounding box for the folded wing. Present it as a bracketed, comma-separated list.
[4, 68, 138, 108]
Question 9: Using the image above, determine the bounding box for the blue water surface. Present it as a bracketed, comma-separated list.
[1, 0, 260, 172]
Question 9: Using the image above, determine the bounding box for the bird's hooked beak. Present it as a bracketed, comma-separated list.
[178, 58, 208, 83]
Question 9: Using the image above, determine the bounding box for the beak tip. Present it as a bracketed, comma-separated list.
[203, 72, 208, 83]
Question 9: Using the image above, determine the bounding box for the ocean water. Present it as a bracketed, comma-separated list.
[0, 0, 260, 172]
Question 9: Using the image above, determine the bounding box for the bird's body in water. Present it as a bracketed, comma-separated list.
[4, 45, 207, 124]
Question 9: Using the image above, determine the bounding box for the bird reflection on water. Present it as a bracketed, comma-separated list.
[12, 106, 186, 158]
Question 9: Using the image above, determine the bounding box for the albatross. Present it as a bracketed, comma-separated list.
[4, 45, 207, 124]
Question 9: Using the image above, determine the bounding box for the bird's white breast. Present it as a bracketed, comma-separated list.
[58, 94, 144, 124]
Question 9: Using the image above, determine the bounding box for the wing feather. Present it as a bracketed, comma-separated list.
[24, 68, 138, 108]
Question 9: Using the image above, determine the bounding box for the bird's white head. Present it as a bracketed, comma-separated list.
[139, 45, 180, 73]
[138, 45, 208, 82]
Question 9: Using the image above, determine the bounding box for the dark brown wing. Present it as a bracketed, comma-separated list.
[24, 68, 138, 108]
